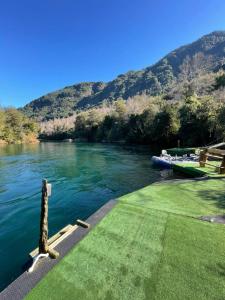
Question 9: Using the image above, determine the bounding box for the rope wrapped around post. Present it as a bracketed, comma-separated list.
[39, 179, 59, 259]
[28, 179, 59, 273]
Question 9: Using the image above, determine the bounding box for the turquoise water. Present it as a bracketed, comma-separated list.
[0, 142, 167, 291]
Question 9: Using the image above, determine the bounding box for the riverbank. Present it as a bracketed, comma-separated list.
[0, 138, 39, 145]
[4, 177, 224, 300]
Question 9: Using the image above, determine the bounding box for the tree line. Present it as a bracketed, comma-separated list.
[39, 71, 225, 147]
[39, 93, 225, 148]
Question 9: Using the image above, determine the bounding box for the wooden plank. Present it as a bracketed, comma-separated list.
[208, 142, 225, 149]
[200, 161, 218, 167]
[77, 219, 90, 228]
[30, 224, 75, 257]
[207, 149, 225, 156]
[50, 225, 78, 249]
[200, 161, 225, 169]
[48, 225, 73, 245]
[207, 155, 224, 160]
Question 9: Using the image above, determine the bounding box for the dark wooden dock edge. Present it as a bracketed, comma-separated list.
[0, 199, 117, 300]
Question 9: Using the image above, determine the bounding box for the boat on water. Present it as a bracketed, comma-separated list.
[151, 150, 198, 169]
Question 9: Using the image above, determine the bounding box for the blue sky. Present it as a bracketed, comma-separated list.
[1, 0, 225, 107]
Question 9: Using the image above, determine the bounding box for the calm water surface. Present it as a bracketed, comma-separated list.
[0, 142, 172, 291]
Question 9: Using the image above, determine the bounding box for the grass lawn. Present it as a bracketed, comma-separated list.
[26, 179, 225, 300]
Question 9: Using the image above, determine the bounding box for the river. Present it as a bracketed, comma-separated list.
[0, 142, 173, 291]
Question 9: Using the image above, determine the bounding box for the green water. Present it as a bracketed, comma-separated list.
[0, 142, 169, 291]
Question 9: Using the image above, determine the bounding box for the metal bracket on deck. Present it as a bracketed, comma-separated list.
[28, 253, 49, 273]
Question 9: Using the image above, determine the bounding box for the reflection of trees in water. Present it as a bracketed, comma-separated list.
[53, 149, 116, 180]
[0, 143, 40, 156]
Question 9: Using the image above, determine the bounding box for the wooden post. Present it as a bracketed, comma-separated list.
[220, 156, 225, 174]
[39, 179, 59, 258]
[39, 179, 49, 254]
[199, 150, 207, 167]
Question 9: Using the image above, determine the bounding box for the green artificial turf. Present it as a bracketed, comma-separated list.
[173, 161, 225, 178]
[26, 179, 225, 300]
[151, 215, 225, 300]
[119, 179, 225, 217]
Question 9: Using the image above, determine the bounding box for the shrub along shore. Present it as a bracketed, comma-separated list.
[0, 108, 39, 145]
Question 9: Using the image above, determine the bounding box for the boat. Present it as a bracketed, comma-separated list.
[151, 155, 174, 169]
[151, 150, 198, 169]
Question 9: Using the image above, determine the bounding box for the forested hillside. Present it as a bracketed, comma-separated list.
[23, 31, 225, 121]
[39, 70, 225, 147]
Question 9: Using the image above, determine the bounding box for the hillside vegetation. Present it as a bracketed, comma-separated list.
[23, 31, 225, 121]
[22, 31, 225, 147]
[0, 108, 39, 144]
[40, 71, 225, 147]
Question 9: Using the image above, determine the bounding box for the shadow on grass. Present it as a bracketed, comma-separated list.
[207, 263, 225, 277]
[166, 179, 225, 211]
[217, 263, 225, 277]
[197, 189, 225, 209]
[173, 165, 205, 177]
[121, 179, 225, 214]
[174, 164, 223, 178]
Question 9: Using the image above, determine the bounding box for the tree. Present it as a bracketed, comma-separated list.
[114, 99, 127, 120]
[0, 108, 39, 144]
[127, 108, 156, 144]
[0, 109, 6, 140]
[215, 104, 225, 141]
[179, 95, 217, 146]
[214, 73, 225, 89]
[153, 105, 180, 146]
[74, 113, 88, 138]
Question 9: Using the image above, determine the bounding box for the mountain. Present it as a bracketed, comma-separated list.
[22, 31, 225, 121]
